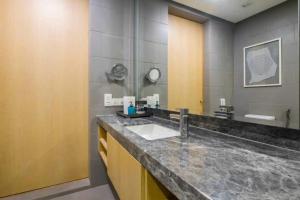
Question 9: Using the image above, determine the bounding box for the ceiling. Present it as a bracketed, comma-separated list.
[172, 0, 288, 23]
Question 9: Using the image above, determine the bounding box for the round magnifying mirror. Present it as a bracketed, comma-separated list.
[146, 67, 161, 83]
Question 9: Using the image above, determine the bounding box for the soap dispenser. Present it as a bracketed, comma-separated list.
[128, 101, 136, 115]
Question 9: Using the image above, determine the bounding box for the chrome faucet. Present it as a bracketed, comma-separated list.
[169, 108, 189, 138]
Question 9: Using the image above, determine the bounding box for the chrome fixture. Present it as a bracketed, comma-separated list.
[106, 63, 128, 82]
[285, 109, 291, 128]
[169, 108, 189, 138]
[145, 67, 161, 83]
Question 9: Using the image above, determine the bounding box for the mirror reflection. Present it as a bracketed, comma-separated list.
[135, 0, 299, 129]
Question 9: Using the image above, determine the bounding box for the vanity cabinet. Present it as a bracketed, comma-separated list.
[106, 133, 120, 194]
[107, 133, 144, 200]
[98, 126, 176, 200]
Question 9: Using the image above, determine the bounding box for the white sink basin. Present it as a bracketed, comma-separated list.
[126, 124, 180, 140]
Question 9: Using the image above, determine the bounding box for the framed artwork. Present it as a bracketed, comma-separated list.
[243, 38, 281, 87]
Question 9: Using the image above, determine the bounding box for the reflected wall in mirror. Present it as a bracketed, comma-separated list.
[134, 0, 299, 129]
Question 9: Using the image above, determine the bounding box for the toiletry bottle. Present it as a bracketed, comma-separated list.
[128, 101, 135, 115]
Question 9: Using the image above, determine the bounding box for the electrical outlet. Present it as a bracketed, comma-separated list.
[104, 94, 124, 106]
[113, 98, 123, 106]
[116, 98, 123, 106]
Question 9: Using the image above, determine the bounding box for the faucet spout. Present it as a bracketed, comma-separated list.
[169, 108, 189, 138]
[179, 108, 189, 138]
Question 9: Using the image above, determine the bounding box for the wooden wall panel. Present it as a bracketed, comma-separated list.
[168, 14, 204, 114]
[0, 0, 88, 197]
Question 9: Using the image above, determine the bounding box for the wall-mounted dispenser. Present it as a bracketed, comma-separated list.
[106, 63, 128, 81]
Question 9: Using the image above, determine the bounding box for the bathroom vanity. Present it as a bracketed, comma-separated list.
[97, 121, 177, 200]
[97, 114, 300, 200]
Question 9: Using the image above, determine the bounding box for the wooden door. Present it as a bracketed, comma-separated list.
[0, 0, 88, 197]
[168, 14, 204, 114]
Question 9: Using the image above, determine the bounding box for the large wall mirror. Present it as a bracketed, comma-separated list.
[134, 0, 299, 129]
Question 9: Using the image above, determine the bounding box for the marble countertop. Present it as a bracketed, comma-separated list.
[97, 115, 300, 200]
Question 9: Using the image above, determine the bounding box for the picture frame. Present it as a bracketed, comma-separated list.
[243, 38, 282, 87]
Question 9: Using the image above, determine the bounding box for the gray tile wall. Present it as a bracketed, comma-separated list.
[203, 19, 235, 116]
[89, 0, 134, 185]
[233, 0, 299, 129]
[137, 0, 169, 108]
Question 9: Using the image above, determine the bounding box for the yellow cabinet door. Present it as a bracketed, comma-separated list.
[106, 132, 176, 200]
[119, 145, 144, 200]
[144, 171, 177, 200]
[107, 133, 121, 195]
[107, 133, 144, 200]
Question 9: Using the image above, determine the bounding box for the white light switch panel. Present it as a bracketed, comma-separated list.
[104, 94, 112, 106]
